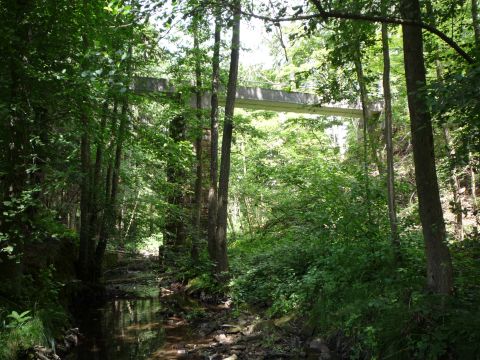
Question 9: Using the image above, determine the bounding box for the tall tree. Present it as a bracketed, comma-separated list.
[354, 46, 384, 178]
[164, 113, 188, 249]
[472, 158, 479, 235]
[208, 6, 222, 264]
[353, 47, 372, 222]
[381, 22, 401, 258]
[215, 0, 241, 275]
[425, 0, 464, 241]
[191, 17, 203, 262]
[88, 101, 110, 270]
[473, 0, 480, 49]
[78, 6, 93, 279]
[471, 0, 480, 234]
[401, 0, 453, 294]
[0, 0, 35, 294]
[442, 126, 464, 240]
[94, 97, 129, 280]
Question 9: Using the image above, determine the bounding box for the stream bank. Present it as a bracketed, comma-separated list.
[67, 254, 334, 360]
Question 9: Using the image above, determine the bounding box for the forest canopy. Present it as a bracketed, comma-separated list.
[0, 0, 479, 359]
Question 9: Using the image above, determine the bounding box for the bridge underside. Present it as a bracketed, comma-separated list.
[134, 77, 380, 118]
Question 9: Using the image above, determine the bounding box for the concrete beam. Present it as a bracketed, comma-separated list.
[133, 77, 381, 118]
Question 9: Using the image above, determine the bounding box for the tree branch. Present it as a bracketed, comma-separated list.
[238, 5, 474, 64]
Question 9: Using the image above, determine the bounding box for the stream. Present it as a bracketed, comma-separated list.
[70, 296, 213, 359]
[67, 257, 212, 360]
[66, 255, 332, 360]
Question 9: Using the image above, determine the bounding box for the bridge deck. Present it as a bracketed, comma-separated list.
[134, 77, 380, 118]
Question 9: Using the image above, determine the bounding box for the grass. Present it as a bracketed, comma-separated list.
[0, 315, 47, 360]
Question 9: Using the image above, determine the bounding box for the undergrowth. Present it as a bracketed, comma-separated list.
[0, 265, 69, 359]
[225, 164, 480, 359]
[229, 227, 480, 358]
[0, 312, 47, 360]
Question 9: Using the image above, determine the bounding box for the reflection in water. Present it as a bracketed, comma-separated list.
[72, 298, 165, 360]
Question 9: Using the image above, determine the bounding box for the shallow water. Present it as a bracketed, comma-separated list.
[70, 297, 167, 360]
[67, 267, 212, 360]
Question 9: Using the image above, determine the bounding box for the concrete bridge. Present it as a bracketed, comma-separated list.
[134, 77, 381, 118]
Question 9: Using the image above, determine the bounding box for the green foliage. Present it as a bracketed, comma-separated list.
[0, 264, 68, 358]
[0, 0, 479, 358]
[187, 272, 224, 295]
[430, 64, 480, 157]
[242, 233, 477, 356]
[226, 111, 480, 359]
[0, 313, 47, 360]
[5, 311, 32, 329]
[34, 267, 68, 337]
[230, 200, 480, 358]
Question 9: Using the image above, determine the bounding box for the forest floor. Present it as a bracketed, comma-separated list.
[69, 254, 332, 360]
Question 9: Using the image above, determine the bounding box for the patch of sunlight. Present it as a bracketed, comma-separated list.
[138, 233, 163, 257]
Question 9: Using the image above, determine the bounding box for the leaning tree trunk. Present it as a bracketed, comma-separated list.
[401, 0, 453, 294]
[215, 0, 241, 275]
[382, 23, 401, 260]
[207, 6, 222, 264]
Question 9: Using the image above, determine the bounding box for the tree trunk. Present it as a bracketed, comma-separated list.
[94, 98, 128, 280]
[354, 50, 384, 177]
[164, 114, 187, 249]
[78, 109, 91, 280]
[87, 101, 109, 270]
[473, 0, 480, 48]
[353, 50, 371, 222]
[96, 160, 113, 275]
[1, 0, 32, 296]
[401, 0, 453, 294]
[426, 1, 464, 241]
[78, 28, 92, 280]
[471, 0, 480, 234]
[124, 188, 140, 242]
[382, 23, 401, 259]
[442, 127, 464, 240]
[215, 0, 241, 275]
[208, 6, 222, 264]
[470, 156, 479, 235]
[191, 18, 203, 262]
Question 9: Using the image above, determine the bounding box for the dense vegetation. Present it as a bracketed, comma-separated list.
[1, 0, 479, 358]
